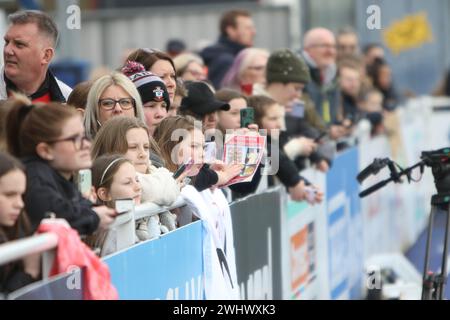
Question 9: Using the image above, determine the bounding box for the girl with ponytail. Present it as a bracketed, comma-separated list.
[5, 97, 116, 235]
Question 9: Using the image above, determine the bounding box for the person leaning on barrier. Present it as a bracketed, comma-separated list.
[362, 43, 385, 70]
[0, 152, 40, 295]
[367, 57, 401, 111]
[5, 95, 116, 235]
[91, 116, 181, 241]
[248, 95, 323, 204]
[88, 154, 142, 256]
[301, 28, 349, 140]
[358, 88, 386, 137]
[264, 48, 331, 172]
[177, 81, 243, 191]
[214, 88, 263, 199]
[336, 58, 365, 126]
[155, 116, 239, 298]
[215, 89, 249, 136]
[1, 10, 72, 102]
[154, 115, 220, 191]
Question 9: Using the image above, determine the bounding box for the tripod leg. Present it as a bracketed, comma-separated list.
[438, 205, 450, 300]
[422, 206, 436, 300]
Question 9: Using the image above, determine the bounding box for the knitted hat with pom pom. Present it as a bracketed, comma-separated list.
[122, 61, 170, 109]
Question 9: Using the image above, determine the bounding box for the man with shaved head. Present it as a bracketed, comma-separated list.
[302, 28, 346, 140]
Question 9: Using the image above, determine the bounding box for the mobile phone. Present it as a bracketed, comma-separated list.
[77, 169, 92, 196]
[204, 141, 217, 164]
[304, 186, 317, 204]
[173, 157, 194, 179]
[115, 198, 134, 215]
[290, 101, 305, 118]
[240, 107, 254, 128]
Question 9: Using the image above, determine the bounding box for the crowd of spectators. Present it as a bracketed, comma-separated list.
[0, 8, 429, 297]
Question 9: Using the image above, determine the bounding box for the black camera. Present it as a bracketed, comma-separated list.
[357, 147, 450, 299]
[358, 147, 450, 199]
[421, 147, 450, 195]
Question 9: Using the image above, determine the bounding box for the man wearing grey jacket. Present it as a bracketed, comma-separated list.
[302, 28, 348, 141]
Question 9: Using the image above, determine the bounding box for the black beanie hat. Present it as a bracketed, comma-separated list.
[122, 61, 171, 109]
[266, 48, 311, 84]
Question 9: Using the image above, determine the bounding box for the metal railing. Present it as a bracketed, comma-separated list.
[0, 197, 187, 278]
[133, 197, 187, 220]
[0, 233, 58, 279]
[0, 233, 58, 267]
[109, 197, 187, 252]
[2, 96, 449, 300]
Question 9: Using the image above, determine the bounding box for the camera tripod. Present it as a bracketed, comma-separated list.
[358, 147, 450, 300]
[421, 193, 450, 300]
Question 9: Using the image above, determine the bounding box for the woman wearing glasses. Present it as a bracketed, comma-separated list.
[5, 95, 116, 235]
[84, 72, 145, 140]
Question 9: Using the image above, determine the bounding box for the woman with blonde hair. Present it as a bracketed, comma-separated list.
[84, 72, 145, 139]
[221, 48, 269, 95]
[174, 53, 207, 82]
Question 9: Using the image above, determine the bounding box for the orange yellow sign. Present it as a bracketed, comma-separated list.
[383, 12, 433, 55]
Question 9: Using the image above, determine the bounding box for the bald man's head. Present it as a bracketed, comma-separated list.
[303, 28, 337, 69]
[303, 28, 335, 48]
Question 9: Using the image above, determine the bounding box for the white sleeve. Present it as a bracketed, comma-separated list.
[283, 137, 305, 160]
[139, 168, 180, 206]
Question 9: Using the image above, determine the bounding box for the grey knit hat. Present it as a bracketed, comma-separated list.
[266, 48, 311, 84]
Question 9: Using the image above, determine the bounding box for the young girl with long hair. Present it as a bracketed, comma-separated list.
[0, 152, 39, 294]
[5, 97, 116, 235]
[92, 116, 181, 240]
